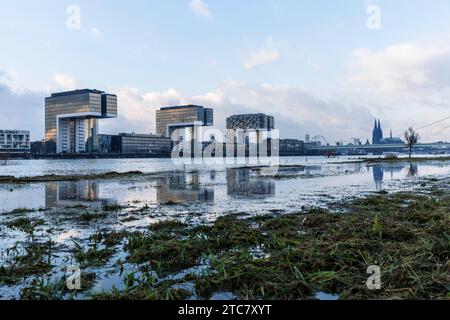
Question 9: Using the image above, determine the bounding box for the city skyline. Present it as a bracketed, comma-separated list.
[1, 0, 450, 142]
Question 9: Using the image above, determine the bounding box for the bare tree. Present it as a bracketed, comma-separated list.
[404, 127, 419, 159]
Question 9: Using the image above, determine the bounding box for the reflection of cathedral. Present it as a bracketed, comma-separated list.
[226, 168, 275, 198]
[156, 172, 214, 204]
[372, 165, 384, 189]
[45, 181, 116, 209]
[372, 163, 406, 189]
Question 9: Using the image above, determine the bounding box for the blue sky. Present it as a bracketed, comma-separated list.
[1, 0, 450, 141]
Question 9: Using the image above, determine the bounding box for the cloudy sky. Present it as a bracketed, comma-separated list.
[1, 0, 450, 142]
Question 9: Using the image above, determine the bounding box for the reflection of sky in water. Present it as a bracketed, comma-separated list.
[1, 159, 449, 300]
[1, 160, 449, 215]
[0, 155, 433, 178]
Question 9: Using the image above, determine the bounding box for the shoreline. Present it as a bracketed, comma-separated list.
[332, 156, 450, 165]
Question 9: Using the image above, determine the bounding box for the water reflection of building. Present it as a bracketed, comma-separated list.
[226, 168, 275, 198]
[45, 181, 116, 209]
[372, 163, 407, 189]
[156, 172, 214, 204]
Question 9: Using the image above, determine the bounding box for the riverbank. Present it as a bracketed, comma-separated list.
[0, 171, 156, 184]
[1, 174, 448, 300]
[358, 156, 450, 164]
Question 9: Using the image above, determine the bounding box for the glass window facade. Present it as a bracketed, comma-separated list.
[99, 133, 172, 154]
[226, 113, 275, 130]
[156, 105, 214, 137]
[0, 130, 31, 152]
[119, 134, 172, 154]
[45, 89, 117, 153]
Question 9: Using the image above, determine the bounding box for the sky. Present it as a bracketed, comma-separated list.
[1, 0, 450, 142]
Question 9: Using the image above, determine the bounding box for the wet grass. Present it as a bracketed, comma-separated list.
[4, 208, 35, 215]
[361, 156, 450, 164]
[0, 241, 54, 285]
[0, 171, 150, 184]
[72, 242, 115, 268]
[2, 177, 449, 300]
[118, 187, 449, 300]
[6, 217, 44, 234]
[19, 272, 97, 300]
[90, 230, 130, 247]
[102, 204, 126, 212]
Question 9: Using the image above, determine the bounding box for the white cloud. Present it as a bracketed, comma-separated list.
[4, 38, 450, 144]
[102, 76, 450, 143]
[100, 81, 375, 143]
[243, 38, 280, 69]
[189, 0, 213, 21]
[347, 43, 450, 95]
[49, 74, 82, 92]
[0, 70, 10, 83]
[91, 27, 104, 38]
[101, 87, 185, 135]
[345, 42, 450, 141]
[0, 81, 44, 140]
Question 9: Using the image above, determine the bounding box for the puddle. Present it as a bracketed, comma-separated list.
[315, 292, 339, 300]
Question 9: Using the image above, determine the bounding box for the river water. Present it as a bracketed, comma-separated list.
[0, 156, 449, 299]
[1, 156, 450, 216]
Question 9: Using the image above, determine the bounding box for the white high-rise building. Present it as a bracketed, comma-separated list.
[0, 130, 30, 152]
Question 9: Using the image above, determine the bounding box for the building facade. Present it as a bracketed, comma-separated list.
[279, 139, 304, 155]
[380, 130, 404, 145]
[156, 105, 213, 138]
[226, 113, 275, 145]
[226, 113, 275, 131]
[372, 119, 384, 145]
[118, 133, 172, 154]
[372, 120, 403, 145]
[99, 133, 172, 154]
[0, 130, 31, 152]
[45, 89, 117, 154]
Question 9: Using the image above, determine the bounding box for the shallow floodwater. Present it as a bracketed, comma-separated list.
[1, 154, 445, 178]
[1, 158, 450, 217]
[1, 157, 449, 299]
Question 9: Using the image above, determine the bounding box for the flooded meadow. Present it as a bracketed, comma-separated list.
[0, 157, 449, 300]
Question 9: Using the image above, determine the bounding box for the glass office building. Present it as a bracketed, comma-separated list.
[156, 105, 214, 137]
[45, 89, 117, 153]
[117, 133, 172, 154]
[98, 133, 172, 154]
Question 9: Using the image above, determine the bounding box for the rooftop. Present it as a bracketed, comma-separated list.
[227, 113, 273, 118]
[118, 133, 169, 138]
[160, 105, 209, 111]
[49, 89, 107, 98]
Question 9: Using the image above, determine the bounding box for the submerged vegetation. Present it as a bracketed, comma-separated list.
[361, 156, 450, 164]
[115, 190, 449, 300]
[0, 171, 151, 184]
[0, 174, 448, 300]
